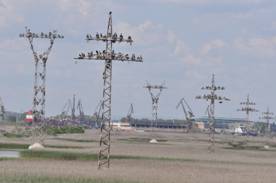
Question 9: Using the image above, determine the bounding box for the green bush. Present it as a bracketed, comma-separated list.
[45, 126, 85, 135]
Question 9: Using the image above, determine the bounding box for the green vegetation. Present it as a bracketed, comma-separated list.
[0, 157, 17, 161]
[0, 175, 139, 183]
[226, 141, 276, 151]
[54, 137, 97, 143]
[19, 149, 276, 167]
[0, 143, 29, 149]
[45, 144, 87, 149]
[3, 132, 25, 138]
[21, 150, 98, 161]
[224, 145, 274, 151]
[45, 126, 85, 135]
[0, 143, 87, 150]
[118, 137, 168, 143]
[20, 150, 194, 162]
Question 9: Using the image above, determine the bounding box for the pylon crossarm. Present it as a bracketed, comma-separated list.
[86, 34, 133, 44]
[20, 27, 63, 124]
[74, 53, 143, 62]
[42, 40, 55, 58]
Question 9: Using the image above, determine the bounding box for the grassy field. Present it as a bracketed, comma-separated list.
[1, 127, 276, 183]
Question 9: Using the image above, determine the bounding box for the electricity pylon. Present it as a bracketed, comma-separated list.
[144, 82, 167, 129]
[176, 98, 194, 132]
[260, 107, 274, 135]
[75, 12, 143, 169]
[20, 27, 63, 123]
[196, 74, 230, 151]
[237, 94, 258, 123]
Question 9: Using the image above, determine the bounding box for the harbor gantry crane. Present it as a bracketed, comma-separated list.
[20, 27, 63, 123]
[196, 74, 230, 151]
[93, 100, 103, 129]
[144, 82, 167, 129]
[75, 12, 143, 169]
[61, 99, 72, 118]
[176, 98, 194, 132]
[126, 103, 134, 125]
[76, 99, 85, 121]
[61, 94, 84, 122]
[260, 107, 274, 135]
[0, 97, 5, 121]
[71, 94, 76, 120]
[237, 94, 258, 123]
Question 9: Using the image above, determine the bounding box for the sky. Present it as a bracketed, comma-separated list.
[1, 0, 276, 121]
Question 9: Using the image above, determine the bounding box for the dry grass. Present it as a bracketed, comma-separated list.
[1, 127, 276, 182]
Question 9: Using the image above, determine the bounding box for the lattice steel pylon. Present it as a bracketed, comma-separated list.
[144, 82, 167, 129]
[260, 107, 274, 135]
[237, 94, 258, 123]
[75, 12, 143, 169]
[196, 74, 230, 151]
[20, 27, 63, 123]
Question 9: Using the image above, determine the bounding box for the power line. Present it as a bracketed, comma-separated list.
[196, 74, 230, 151]
[144, 82, 167, 129]
[20, 27, 63, 123]
[75, 12, 143, 169]
[260, 107, 274, 135]
[237, 94, 258, 123]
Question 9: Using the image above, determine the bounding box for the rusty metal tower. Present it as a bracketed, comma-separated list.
[75, 12, 143, 169]
[196, 74, 230, 151]
[260, 107, 274, 135]
[20, 27, 63, 123]
[144, 82, 167, 128]
[237, 94, 258, 123]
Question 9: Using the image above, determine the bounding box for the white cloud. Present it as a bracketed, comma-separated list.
[114, 21, 162, 44]
[167, 31, 225, 65]
[234, 37, 276, 58]
[0, 0, 28, 28]
[151, 0, 264, 5]
[0, 0, 5, 7]
[201, 39, 225, 55]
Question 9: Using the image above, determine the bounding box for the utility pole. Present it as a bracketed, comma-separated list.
[176, 98, 194, 132]
[20, 27, 63, 123]
[75, 12, 143, 169]
[237, 94, 258, 123]
[144, 82, 167, 129]
[196, 74, 230, 151]
[260, 107, 274, 135]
